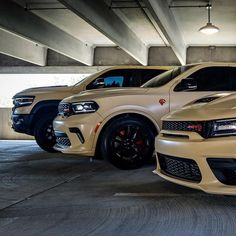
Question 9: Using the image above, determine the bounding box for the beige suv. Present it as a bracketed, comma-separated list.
[11, 66, 168, 152]
[54, 63, 236, 169]
[155, 92, 236, 195]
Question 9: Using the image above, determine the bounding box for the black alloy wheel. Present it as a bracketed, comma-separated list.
[34, 115, 58, 152]
[100, 116, 155, 169]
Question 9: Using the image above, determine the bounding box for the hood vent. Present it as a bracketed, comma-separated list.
[193, 96, 219, 104]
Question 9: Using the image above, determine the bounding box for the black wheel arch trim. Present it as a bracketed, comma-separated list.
[30, 100, 62, 133]
[31, 100, 62, 114]
[95, 112, 159, 157]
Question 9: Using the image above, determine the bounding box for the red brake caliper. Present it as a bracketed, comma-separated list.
[136, 140, 144, 145]
[120, 130, 125, 136]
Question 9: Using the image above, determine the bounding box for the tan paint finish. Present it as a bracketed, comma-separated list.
[54, 63, 236, 159]
[155, 92, 236, 195]
[14, 65, 171, 115]
[53, 112, 102, 155]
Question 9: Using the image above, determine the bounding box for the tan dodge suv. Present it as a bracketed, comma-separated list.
[54, 63, 236, 169]
[11, 66, 168, 152]
[155, 92, 236, 195]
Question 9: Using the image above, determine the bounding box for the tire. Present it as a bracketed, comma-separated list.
[100, 116, 155, 169]
[34, 114, 58, 152]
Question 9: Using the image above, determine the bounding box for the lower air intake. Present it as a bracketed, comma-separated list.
[158, 153, 202, 183]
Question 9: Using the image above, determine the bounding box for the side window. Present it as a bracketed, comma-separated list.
[103, 76, 124, 87]
[124, 69, 166, 87]
[229, 67, 236, 91]
[86, 69, 132, 90]
[86, 69, 166, 90]
[174, 67, 232, 92]
[139, 69, 165, 85]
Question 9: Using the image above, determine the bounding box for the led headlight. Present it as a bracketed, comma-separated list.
[212, 119, 236, 137]
[72, 101, 99, 114]
[13, 96, 35, 108]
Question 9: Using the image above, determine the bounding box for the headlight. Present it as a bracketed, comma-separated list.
[13, 96, 35, 108]
[72, 101, 99, 114]
[212, 119, 236, 137]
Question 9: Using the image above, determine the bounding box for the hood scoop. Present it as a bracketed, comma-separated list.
[193, 96, 219, 104]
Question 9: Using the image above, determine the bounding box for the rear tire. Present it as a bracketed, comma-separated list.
[100, 116, 155, 169]
[34, 115, 58, 152]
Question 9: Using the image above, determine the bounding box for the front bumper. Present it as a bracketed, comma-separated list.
[154, 131, 236, 195]
[11, 113, 34, 135]
[53, 113, 103, 156]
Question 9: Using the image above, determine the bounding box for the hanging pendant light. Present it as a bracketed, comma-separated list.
[199, 4, 219, 35]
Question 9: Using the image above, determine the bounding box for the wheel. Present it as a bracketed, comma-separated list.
[34, 114, 58, 152]
[100, 116, 155, 169]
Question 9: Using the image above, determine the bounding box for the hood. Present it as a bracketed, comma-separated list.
[164, 92, 236, 121]
[187, 92, 232, 105]
[62, 87, 149, 103]
[13, 85, 72, 98]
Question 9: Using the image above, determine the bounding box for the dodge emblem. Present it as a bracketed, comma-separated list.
[159, 98, 166, 106]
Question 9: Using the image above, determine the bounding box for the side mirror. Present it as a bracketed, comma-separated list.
[174, 77, 197, 91]
[94, 78, 105, 86]
[87, 78, 105, 89]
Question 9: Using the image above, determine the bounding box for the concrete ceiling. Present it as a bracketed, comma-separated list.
[171, 0, 236, 46]
[32, 9, 115, 47]
[0, 0, 235, 66]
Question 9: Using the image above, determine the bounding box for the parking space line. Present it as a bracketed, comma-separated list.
[114, 193, 206, 197]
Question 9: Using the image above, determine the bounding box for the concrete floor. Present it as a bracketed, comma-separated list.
[0, 141, 236, 236]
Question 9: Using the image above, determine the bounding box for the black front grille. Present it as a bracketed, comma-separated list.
[162, 120, 213, 138]
[55, 132, 71, 147]
[58, 103, 72, 116]
[158, 153, 202, 183]
[57, 137, 71, 147]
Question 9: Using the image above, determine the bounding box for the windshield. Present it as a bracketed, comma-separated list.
[142, 65, 195, 88]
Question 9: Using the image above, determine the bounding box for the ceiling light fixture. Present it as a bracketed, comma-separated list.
[199, 4, 219, 35]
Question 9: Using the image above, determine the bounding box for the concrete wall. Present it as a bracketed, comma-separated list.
[94, 47, 140, 66]
[94, 47, 181, 66]
[2, 46, 236, 67]
[148, 47, 180, 66]
[187, 46, 236, 64]
[47, 50, 85, 66]
[1, 46, 236, 67]
[0, 47, 181, 67]
[0, 108, 33, 140]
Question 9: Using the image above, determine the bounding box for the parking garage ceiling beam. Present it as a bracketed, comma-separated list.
[0, 28, 47, 66]
[0, 0, 94, 66]
[58, 0, 148, 65]
[144, 0, 186, 65]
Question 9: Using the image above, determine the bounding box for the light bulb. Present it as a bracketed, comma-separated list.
[199, 22, 219, 35]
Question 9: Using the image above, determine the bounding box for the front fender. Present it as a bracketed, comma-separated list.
[92, 109, 161, 151]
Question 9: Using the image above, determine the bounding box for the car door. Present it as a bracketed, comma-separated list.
[132, 69, 168, 87]
[169, 66, 232, 112]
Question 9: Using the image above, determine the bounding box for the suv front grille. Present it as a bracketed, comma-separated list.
[162, 120, 213, 138]
[158, 153, 202, 183]
[55, 132, 71, 147]
[57, 137, 71, 147]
